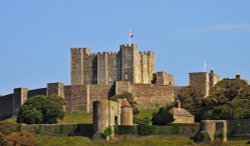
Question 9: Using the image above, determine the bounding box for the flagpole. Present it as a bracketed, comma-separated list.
[129, 28, 131, 46]
[204, 60, 207, 72]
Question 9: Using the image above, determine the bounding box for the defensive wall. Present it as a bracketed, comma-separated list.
[11, 118, 250, 139]
[0, 70, 221, 119]
[0, 81, 174, 118]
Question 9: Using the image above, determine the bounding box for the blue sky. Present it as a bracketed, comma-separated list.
[1, 1, 250, 94]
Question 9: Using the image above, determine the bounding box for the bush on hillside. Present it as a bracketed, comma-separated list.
[151, 105, 174, 125]
[17, 95, 64, 124]
[176, 86, 204, 121]
[201, 79, 250, 120]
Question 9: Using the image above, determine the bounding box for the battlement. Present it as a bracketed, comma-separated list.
[139, 51, 155, 55]
[120, 43, 138, 49]
[71, 48, 91, 55]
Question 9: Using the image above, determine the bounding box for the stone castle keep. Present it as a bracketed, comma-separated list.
[71, 44, 158, 85]
[0, 43, 220, 119]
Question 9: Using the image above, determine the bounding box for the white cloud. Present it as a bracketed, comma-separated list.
[196, 23, 250, 32]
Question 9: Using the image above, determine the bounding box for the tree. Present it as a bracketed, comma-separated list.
[151, 105, 174, 125]
[176, 86, 204, 121]
[17, 95, 64, 124]
[201, 79, 250, 120]
[110, 92, 139, 114]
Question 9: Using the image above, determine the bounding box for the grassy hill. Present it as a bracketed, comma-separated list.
[2, 108, 159, 124]
[35, 136, 249, 146]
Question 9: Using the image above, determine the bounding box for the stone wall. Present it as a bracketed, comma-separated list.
[88, 84, 115, 112]
[189, 70, 220, 98]
[47, 83, 65, 98]
[0, 94, 13, 119]
[0, 80, 174, 118]
[69, 85, 88, 112]
[130, 84, 174, 109]
[28, 88, 47, 98]
[153, 72, 174, 85]
[173, 115, 194, 124]
[209, 70, 220, 92]
[189, 72, 210, 97]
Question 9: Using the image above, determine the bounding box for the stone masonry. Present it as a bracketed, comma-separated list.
[189, 70, 220, 98]
[71, 44, 157, 85]
[0, 43, 221, 119]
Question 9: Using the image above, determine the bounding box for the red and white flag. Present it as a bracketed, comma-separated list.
[129, 30, 134, 38]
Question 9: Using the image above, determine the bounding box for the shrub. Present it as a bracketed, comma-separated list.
[15, 124, 22, 132]
[151, 106, 174, 125]
[192, 131, 206, 142]
[102, 126, 113, 139]
[35, 125, 42, 134]
[54, 125, 65, 134]
[115, 125, 137, 135]
[137, 125, 155, 135]
[17, 95, 64, 124]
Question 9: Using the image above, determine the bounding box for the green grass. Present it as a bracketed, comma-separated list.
[35, 136, 250, 146]
[35, 136, 192, 146]
[57, 112, 92, 124]
[134, 108, 159, 119]
[2, 117, 16, 124]
[1, 108, 157, 124]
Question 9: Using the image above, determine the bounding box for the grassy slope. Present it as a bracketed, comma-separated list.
[36, 136, 192, 146]
[57, 112, 92, 124]
[56, 108, 159, 124]
[36, 136, 249, 146]
[1, 108, 159, 124]
[134, 108, 159, 119]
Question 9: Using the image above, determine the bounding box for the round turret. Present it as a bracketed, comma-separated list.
[121, 99, 133, 125]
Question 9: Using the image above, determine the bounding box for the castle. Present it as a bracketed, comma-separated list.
[0, 43, 220, 119]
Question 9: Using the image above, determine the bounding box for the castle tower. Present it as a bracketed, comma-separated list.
[13, 88, 28, 114]
[189, 70, 220, 98]
[121, 99, 133, 125]
[209, 70, 220, 91]
[119, 44, 140, 83]
[93, 99, 120, 140]
[47, 82, 65, 98]
[71, 48, 91, 85]
[119, 44, 155, 84]
[71, 44, 156, 85]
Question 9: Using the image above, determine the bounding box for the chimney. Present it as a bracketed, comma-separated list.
[210, 69, 214, 74]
